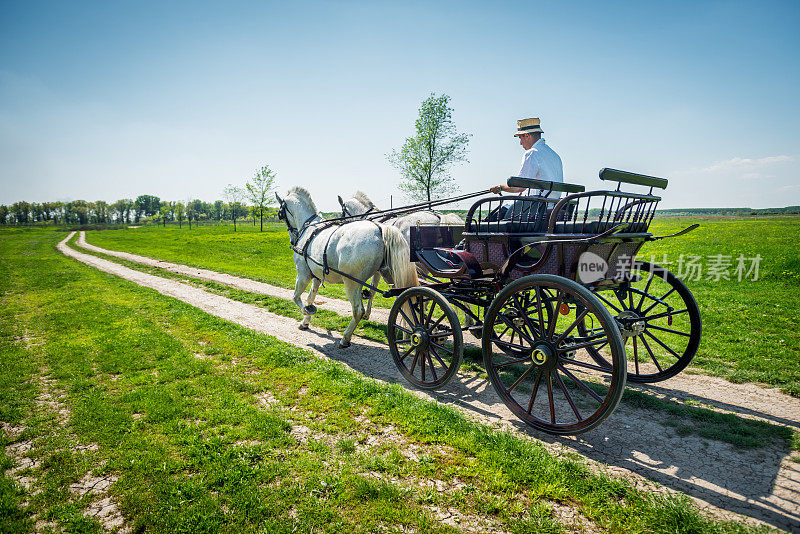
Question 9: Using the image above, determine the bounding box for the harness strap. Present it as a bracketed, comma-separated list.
[292, 218, 390, 297]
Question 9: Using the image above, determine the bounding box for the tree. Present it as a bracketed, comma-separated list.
[245, 165, 277, 232]
[213, 200, 224, 223]
[135, 195, 160, 222]
[175, 202, 186, 228]
[223, 184, 246, 232]
[387, 93, 470, 202]
[159, 204, 170, 227]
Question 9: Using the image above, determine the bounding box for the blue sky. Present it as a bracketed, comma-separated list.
[1, 1, 798, 210]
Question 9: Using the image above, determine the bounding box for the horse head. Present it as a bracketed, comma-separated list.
[278, 188, 319, 246]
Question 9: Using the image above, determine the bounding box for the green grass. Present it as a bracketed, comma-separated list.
[70, 231, 799, 451]
[0, 227, 774, 533]
[84, 217, 800, 397]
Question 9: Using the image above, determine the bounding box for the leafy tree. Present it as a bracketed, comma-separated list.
[0, 205, 8, 225]
[213, 200, 224, 222]
[159, 204, 171, 227]
[11, 201, 30, 224]
[223, 184, 246, 232]
[175, 202, 186, 228]
[387, 93, 470, 202]
[67, 200, 88, 225]
[135, 195, 160, 222]
[245, 165, 277, 232]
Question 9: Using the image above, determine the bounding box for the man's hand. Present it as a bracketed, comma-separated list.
[490, 185, 503, 194]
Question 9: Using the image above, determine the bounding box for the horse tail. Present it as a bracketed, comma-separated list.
[382, 225, 418, 290]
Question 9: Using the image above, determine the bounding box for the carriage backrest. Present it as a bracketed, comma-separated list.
[547, 169, 667, 235]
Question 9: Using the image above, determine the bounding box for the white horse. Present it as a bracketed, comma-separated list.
[338, 191, 464, 320]
[276, 187, 418, 348]
[338, 191, 464, 245]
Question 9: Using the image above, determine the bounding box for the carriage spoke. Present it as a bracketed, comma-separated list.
[645, 308, 688, 322]
[594, 292, 623, 314]
[430, 341, 453, 355]
[642, 288, 676, 314]
[636, 273, 655, 311]
[638, 334, 663, 371]
[494, 355, 534, 368]
[526, 369, 543, 414]
[646, 324, 691, 337]
[429, 345, 449, 369]
[497, 314, 535, 346]
[425, 352, 438, 381]
[560, 357, 616, 375]
[398, 345, 415, 363]
[394, 325, 413, 335]
[409, 350, 421, 373]
[491, 339, 530, 352]
[557, 337, 608, 353]
[408, 298, 422, 325]
[546, 372, 556, 424]
[644, 330, 681, 359]
[517, 295, 545, 341]
[558, 364, 604, 403]
[507, 364, 536, 393]
[431, 329, 455, 339]
[425, 299, 436, 327]
[555, 308, 590, 346]
[535, 287, 546, 337]
[397, 307, 415, 328]
[633, 336, 640, 375]
[547, 291, 564, 338]
[554, 370, 582, 421]
[429, 313, 448, 331]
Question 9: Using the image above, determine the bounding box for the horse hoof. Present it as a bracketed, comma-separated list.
[303, 304, 317, 315]
[338, 340, 351, 349]
[298, 323, 310, 330]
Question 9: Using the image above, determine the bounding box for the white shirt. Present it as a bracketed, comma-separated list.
[518, 138, 563, 198]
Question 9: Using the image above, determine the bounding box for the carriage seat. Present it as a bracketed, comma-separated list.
[473, 219, 549, 234]
[551, 220, 649, 234]
[415, 248, 483, 279]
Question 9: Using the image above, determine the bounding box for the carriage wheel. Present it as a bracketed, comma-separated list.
[481, 294, 554, 356]
[388, 287, 464, 390]
[483, 275, 626, 435]
[581, 262, 702, 383]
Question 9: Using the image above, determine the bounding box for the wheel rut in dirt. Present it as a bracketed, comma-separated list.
[66, 232, 800, 531]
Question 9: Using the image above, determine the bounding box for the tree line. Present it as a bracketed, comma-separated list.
[1, 164, 279, 231]
[0, 196, 255, 227]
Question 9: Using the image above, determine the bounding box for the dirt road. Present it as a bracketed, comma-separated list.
[65, 232, 800, 531]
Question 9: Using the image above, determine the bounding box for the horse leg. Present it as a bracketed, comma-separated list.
[292, 273, 313, 330]
[300, 278, 321, 328]
[339, 279, 365, 348]
[363, 273, 380, 320]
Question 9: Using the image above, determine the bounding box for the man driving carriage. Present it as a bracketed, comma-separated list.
[489, 117, 564, 197]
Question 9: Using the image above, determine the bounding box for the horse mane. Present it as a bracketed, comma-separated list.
[352, 190, 376, 209]
[288, 186, 317, 213]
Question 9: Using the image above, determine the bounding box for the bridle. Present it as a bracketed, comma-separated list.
[341, 201, 376, 219]
[277, 199, 319, 246]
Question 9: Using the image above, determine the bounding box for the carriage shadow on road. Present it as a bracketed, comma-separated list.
[309, 333, 799, 531]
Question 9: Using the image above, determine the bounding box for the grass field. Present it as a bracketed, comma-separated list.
[1, 228, 773, 532]
[84, 216, 800, 397]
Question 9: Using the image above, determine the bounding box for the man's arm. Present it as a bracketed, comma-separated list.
[490, 184, 526, 194]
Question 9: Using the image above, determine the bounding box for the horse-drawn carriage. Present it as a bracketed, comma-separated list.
[277, 169, 701, 435]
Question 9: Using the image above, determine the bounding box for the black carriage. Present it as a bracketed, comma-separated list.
[385, 169, 701, 435]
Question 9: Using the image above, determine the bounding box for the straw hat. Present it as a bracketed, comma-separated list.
[514, 117, 543, 136]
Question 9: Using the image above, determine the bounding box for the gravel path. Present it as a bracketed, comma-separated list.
[67, 232, 800, 531]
